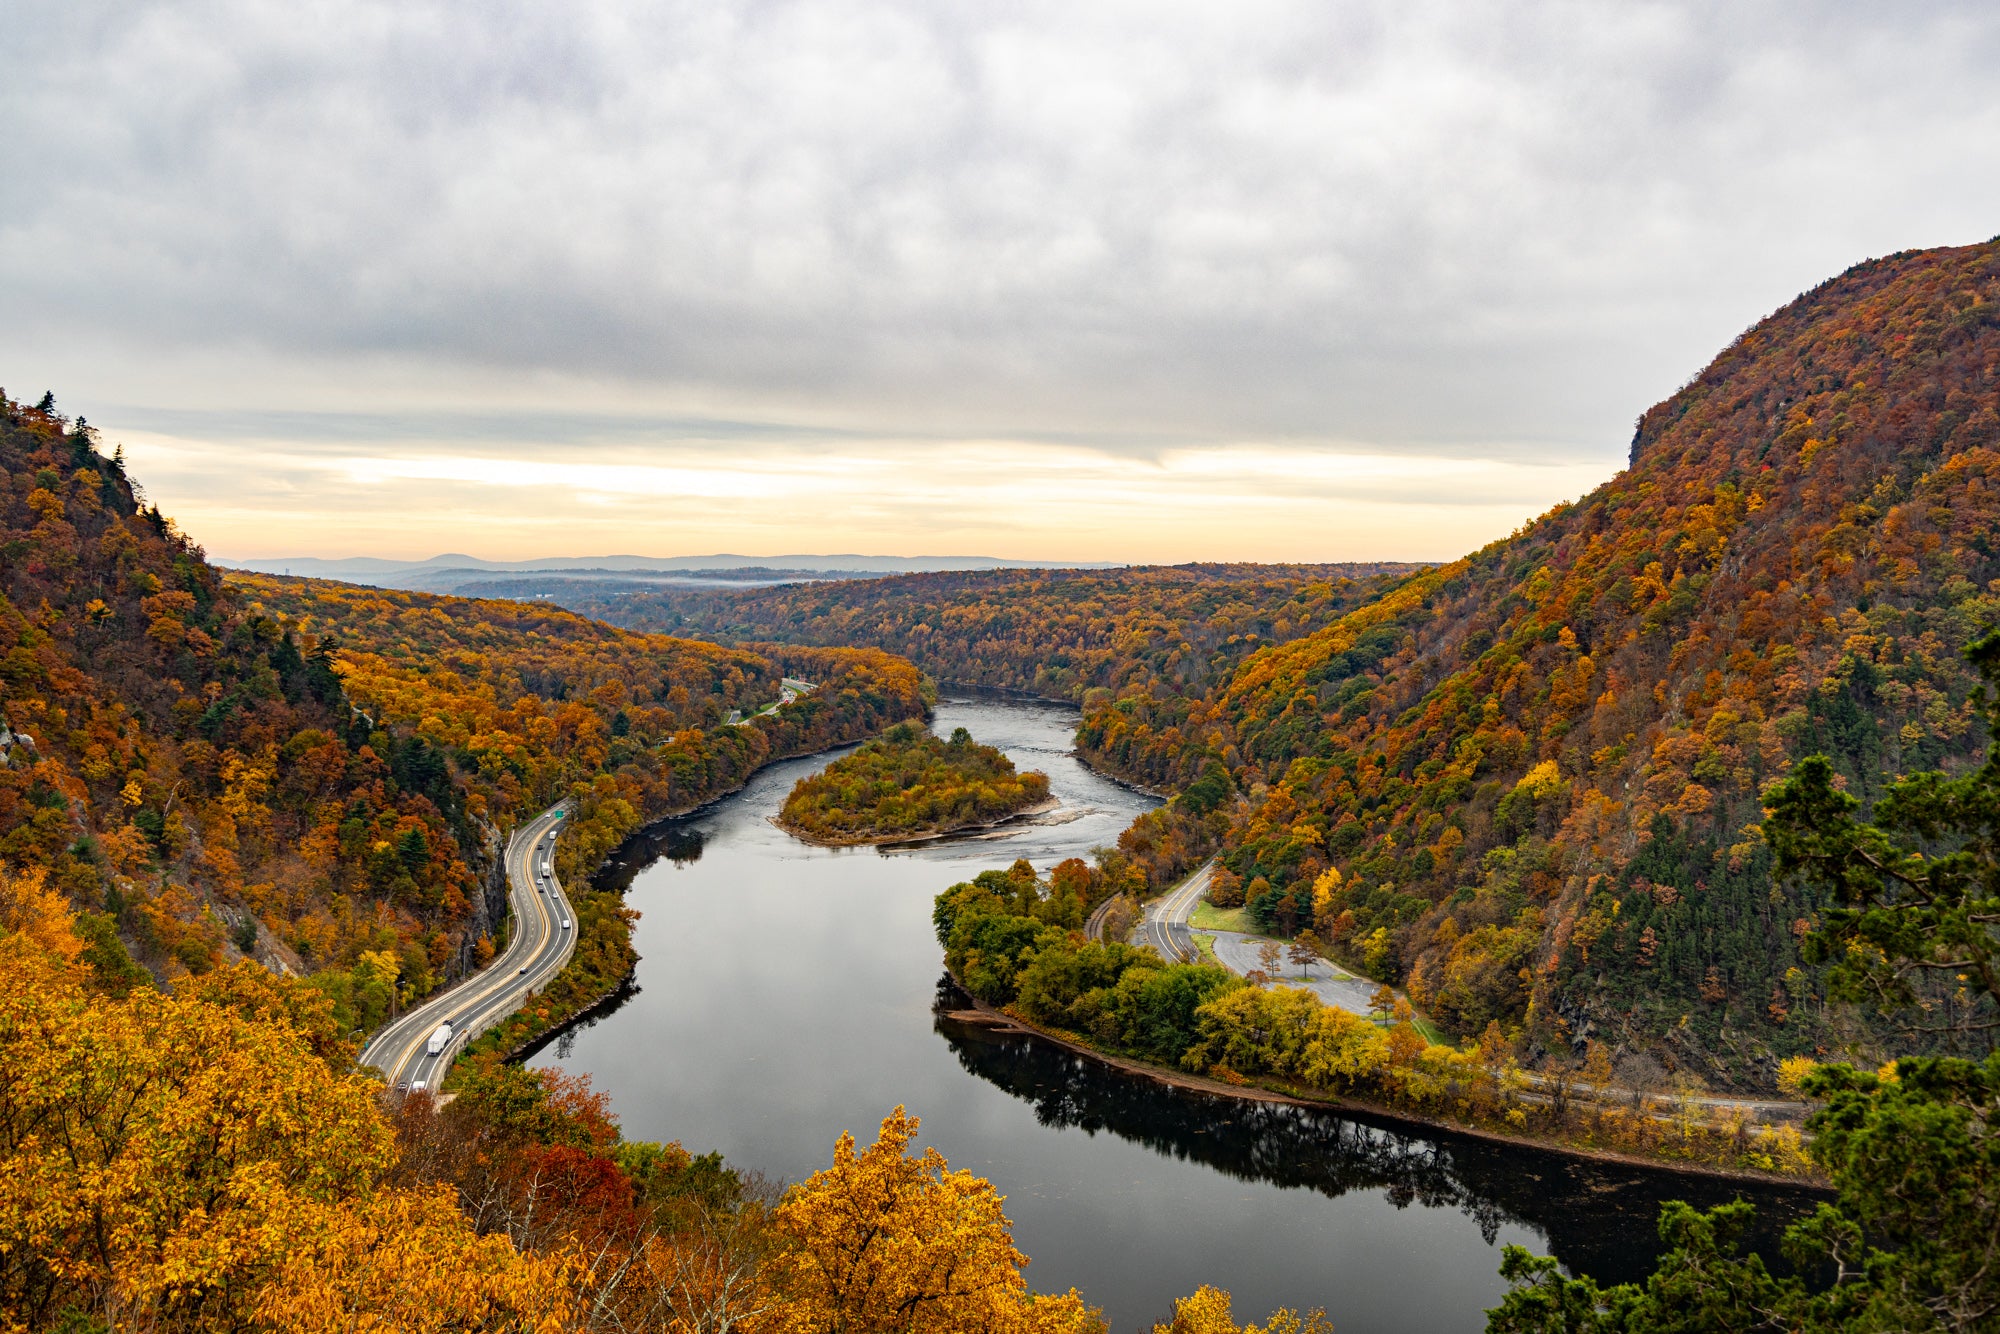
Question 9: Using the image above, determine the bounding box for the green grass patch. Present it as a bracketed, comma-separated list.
[1188, 899, 1256, 934]
[1190, 931, 1219, 966]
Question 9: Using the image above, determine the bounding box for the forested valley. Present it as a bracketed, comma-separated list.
[566, 239, 2000, 1097]
[4, 233, 2000, 1333]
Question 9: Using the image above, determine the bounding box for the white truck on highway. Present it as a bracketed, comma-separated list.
[426, 1021, 453, 1056]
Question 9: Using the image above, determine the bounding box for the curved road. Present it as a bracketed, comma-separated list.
[361, 802, 575, 1094]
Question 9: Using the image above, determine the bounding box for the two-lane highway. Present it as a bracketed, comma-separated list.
[1138, 859, 1213, 963]
[361, 802, 576, 1094]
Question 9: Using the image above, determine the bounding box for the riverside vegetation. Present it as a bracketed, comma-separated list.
[3, 235, 1999, 1331]
[778, 720, 1050, 844]
[0, 395, 1326, 1333]
[935, 861, 1815, 1178]
[563, 239, 2000, 1095]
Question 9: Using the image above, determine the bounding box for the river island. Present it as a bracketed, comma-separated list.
[777, 720, 1053, 844]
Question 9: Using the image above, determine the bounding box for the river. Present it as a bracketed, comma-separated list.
[532, 695, 1819, 1332]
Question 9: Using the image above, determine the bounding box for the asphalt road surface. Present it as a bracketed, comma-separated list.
[360, 802, 575, 1094]
[1138, 860, 1213, 963]
[1206, 929, 1383, 1016]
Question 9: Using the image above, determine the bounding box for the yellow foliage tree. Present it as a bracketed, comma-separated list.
[0, 929, 573, 1332]
[0, 864, 82, 963]
[251, 1185, 578, 1334]
[765, 1107, 1103, 1334]
[1151, 1285, 1333, 1334]
[1309, 867, 1341, 926]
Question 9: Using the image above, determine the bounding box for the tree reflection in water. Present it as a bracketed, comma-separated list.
[589, 818, 707, 895]
[932, 977, 1822, 1288]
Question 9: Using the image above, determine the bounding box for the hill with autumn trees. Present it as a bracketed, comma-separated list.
[225, 573, 930, 885]
[0, 391, 500, 1019]
[0, 389, 927, 1043]
[1112, 239, 2000, 1087]
[484, 563, 1419, 706]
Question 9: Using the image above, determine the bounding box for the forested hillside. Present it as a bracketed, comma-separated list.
[221, 574, 929, 1045]
[1152, 240, 2000, 1085]
[0, 392, 500, 1013]
[0, 390, 928, 1039]
[227, 574, 929, 883]
[489, 563, 1418, 705]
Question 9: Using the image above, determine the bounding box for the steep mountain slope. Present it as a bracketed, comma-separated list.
[504, 563, 1420, 706]
[0, 393, 498, 1005]
[0, 390, 927, 1036]
[1159, 239, 2000, 1084]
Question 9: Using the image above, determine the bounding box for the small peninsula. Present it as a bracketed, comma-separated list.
[779, 721, 1052, 844]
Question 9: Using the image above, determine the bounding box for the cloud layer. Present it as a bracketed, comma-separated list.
[4, 1, 1997, 558]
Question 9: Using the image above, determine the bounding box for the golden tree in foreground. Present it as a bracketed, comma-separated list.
[765, 1108, 1102, 1334]
[1152, 1286, 1333, 1334]
[0, 895, 574, 1334]
[2, 873, 1289, 1333]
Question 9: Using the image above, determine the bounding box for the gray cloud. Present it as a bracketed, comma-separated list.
[4, 0, 1998, 466]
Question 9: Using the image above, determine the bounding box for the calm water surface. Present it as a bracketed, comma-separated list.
[534, 697, 1818, 1332]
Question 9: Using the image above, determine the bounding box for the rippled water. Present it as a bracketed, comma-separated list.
[533, 696, 1819, 1332]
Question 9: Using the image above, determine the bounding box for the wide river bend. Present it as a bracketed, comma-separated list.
[533, 696, 1818, 1332]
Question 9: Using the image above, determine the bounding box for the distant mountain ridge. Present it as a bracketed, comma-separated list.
[222, 552, 1121, 595]
[513, 563, 1427, 705]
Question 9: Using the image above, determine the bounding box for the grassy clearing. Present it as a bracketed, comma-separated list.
[1188, 900, 1256, 934]
[1190, 931, 1220, 966]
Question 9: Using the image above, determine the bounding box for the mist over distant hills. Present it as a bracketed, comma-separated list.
[220, 552, 1118, 595]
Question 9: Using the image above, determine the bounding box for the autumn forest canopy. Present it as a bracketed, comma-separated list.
[2, 234, 1999, 1332]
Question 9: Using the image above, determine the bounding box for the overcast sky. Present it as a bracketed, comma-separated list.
[4, 1, 1996, 563]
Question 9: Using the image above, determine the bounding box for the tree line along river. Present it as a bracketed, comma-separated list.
[530, 696, 1819, 1333]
